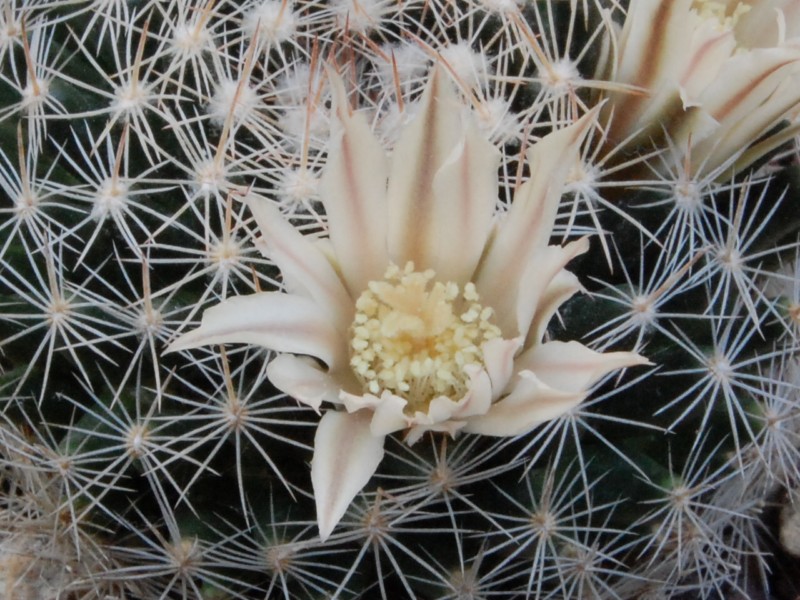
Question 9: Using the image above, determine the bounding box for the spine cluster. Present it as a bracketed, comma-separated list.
[1, 1, 799, 598]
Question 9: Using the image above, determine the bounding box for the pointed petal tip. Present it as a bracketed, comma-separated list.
[586, 344, 654, 371]
[163, 330, 202, 355]
[591, 348, 654, 381]
[610, 348, 653, 368]
[630, 352, 654, 368]
[320, 62, 390, 294]
[325, 64, 347, 112]
[312, 410, 385, 542]
[318, 519, 334, 543]
[526, 106, 600, 164]
[325, 63, 357, 124]
[576, 103, 602, 130]
[562, 106, 600, 148]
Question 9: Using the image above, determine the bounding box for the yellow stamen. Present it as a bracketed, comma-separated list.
[349, 263, 500, 413]
[692, 1, 751, 30]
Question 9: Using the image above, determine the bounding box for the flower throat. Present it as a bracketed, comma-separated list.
[349, 263, 500, 413]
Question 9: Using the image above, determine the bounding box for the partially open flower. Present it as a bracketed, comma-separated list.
[599, 0, 800, 176]
[167, 67, 648, 540]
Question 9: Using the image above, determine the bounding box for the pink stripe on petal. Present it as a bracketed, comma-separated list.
[704, 50, 800, 123]
[322, 69, 390, 296]
[428, 118, 500, 284]
[387, 66, 498, 281]
[679, 28, 734, 101]
[387, 67, 453, 268]
[606, 0, 693, 140]
[474, 111, 596, 326]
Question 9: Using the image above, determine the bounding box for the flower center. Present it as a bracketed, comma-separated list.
[349, 263, 500, 414]
[692, 1, 751, 30]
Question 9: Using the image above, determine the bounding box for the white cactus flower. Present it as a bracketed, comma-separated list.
[601, 0, 800, 175]
[167, 67, 648, 540]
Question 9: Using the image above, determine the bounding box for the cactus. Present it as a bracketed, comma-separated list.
[1, 1, 800, 598]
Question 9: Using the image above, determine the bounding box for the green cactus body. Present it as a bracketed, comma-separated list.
[1, 1, 800, 598]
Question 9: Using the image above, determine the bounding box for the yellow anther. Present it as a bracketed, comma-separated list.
[692, 1, 751, 30]
[349, 262, 501, 413]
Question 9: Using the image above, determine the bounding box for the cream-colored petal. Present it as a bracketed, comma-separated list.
[166, 292, 345, 370]
[474, 113, 595, 329]
[338, 390, 410, 436]
[734, 0, 800, 48]
[727, 118, 800, 177]
[312, 409, 385, 541]
[321, 68, 390, 296]
[404, 367, 493, 444]
[266, 354, 344, 412]
[463, 371, 584, 437]
[427, 115, 500, 283]
[514, 238, 590, 341]
[434, 366, 493, 421]
[246, 196, 354, 335]
[695, 69, 800, 174]
[387, 67, 498, 282]
[371, 392, 410, 436]
[387, 66, 459, 264]
[480, 236, 588, 339]
[405, 419, 467, 446]
[679, 25, 735, 103]
[482, 337, 523, 400]
[668, 101, 720, 151]
[699, 47, 800, 128]
[339, 390, 379, 414]
[462, 367, 494, 418]
[526, 269, 584, 348]
[515, 340, 650, 395]
[615, 0, 693, 87]
[607, 0, 695, 141]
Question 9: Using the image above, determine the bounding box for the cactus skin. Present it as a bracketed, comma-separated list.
[1, 1, 800, 599]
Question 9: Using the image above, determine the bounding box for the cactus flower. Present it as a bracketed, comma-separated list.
[600, 0, 800, 175]
[167, 67, 648, 540]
